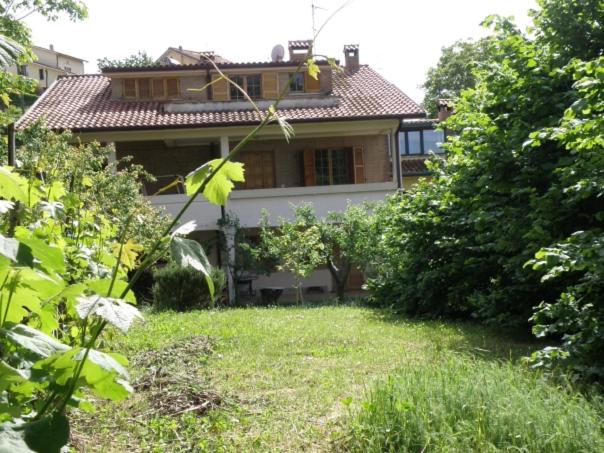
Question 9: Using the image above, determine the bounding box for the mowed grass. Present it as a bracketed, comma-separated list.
[70, 303, 600, 452]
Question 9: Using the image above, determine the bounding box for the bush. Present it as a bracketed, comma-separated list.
[153, 264, 215, 311]
[342, 358, 604, 452]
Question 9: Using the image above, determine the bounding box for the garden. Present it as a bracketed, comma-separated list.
[0, 0, 602, 451]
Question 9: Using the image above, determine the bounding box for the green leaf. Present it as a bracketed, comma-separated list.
[185, 159, 245, 206]
[76, 295, 143, 333]
[3, 324, 70, 358]
[2, 287, 43, 324]
[84, 279, 137, 304]
[0, 413, 69, 453]
[0, 235, 33, 267]
[14, 229, 65, 275]
[0, 167, 27, 203]
[306, 59, 320, 80]
[0, 361, 28, 392]
[169, 237, 214, 297]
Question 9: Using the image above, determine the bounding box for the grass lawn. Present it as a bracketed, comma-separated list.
[70, 303, 589, 452]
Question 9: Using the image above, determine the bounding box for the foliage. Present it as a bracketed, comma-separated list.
[256, 205, 325, 303]
[421, 38, 490, 116]
[342, 357, 604, 452]
[0, 0, 88, 129]
[254, 203, 374, 302]
[368, 0, 604, 380]
[97, 51, 155, 70]
[152, 264, 215, 312]
[15, 122, 170, 251]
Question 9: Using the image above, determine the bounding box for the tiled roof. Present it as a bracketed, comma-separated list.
[17, 65, 425, 132]
[400, 157, 430, 175]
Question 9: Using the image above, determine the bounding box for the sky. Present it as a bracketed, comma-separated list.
[25, 0, 537, 104]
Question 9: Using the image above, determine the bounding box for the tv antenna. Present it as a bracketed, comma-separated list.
[312, 2, 326, 38]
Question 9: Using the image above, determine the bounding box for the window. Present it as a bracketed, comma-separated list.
[290, 72, 304, 92]
[17, 65, 28, 76]
[314, 148, 353, 186]
[39, 69, 44, 80]
[246, 74, 261, 98]
[229, 74, 262, 100]
[400, 129, 445, 155]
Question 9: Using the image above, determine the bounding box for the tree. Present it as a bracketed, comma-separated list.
[97, 51, 155, 69]
[368, 0, 604, 380]
[256, 203, 374, 303]
[421, 38, 490, 116]
[257, 205, 324, 303]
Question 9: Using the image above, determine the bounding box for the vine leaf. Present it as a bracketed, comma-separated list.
[0, 167, 28, 203]
[0, 235, 33, 267]
[76, 295, 143, 333]
[169, 236, 214, 297]
[3, 324, 70, 359]
[185, 159, 245, 206]
[14, 228, 65, 275]
[0, 413, 69, 453]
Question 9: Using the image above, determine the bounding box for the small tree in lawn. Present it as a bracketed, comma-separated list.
[258, 206, 324, 303]
[257, 203, 374, 303]
[321, 203, 374, 301]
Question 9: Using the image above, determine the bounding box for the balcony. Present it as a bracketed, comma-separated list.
[148, 181, 396, 230]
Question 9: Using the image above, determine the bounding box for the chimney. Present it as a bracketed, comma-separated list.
[49, 44, 54, 51]
[437, 99, 454, 121]
[288, 40, 313, 62]
[343, 44, 359, 72]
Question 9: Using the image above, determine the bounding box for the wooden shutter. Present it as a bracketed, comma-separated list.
[353, 145, 365, 183]
[303, 149, 316, 186]
[123, 79, 136, 98]
[166, 78, 179, 97]
[138, 78, 151, 98]
[304, 72, 321, 93]
[152, 79, 165, 98]
[212, 74, 229, 100]
[239, 151, 275, 189]
[262, 72, 279, 99]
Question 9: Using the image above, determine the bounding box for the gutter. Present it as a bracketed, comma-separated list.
[394, 122, 402, 189]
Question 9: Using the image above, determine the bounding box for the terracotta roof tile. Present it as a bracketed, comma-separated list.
[17, 65, 425, 132]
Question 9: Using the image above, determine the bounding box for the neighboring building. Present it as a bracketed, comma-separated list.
[17, 40, 443, 299]
[9, 45, 86, 94]
[156, 46, 230, 65]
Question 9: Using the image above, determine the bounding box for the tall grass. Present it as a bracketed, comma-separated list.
[342, 357, 604, 452]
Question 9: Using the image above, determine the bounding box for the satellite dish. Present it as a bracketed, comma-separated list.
[271, 44, 285, 62]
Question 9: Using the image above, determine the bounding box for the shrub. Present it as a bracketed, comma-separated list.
[342, 358, 604, 452]
[153, 264, 214, 311]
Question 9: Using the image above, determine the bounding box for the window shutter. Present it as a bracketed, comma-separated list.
[152, 79, 165, 98]
[262, 151, 275, 188]
[304, 72, 321, 93]
[123, 79, 136, 98]
[212, 74, 229, 101]
[353, 145, 365, 183]
[138, 79, 151, 98]
[303, 149, 316, 186]
[262, 72, 279, 99]
[166, 78, 179, 97]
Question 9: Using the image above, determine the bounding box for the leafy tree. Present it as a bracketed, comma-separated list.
[421, 38, 490, 116]
[97, 51, 155, 69]
[368, 0, 604, 380]
[256, 203, 374, 303]
[257, 205, 324, 303]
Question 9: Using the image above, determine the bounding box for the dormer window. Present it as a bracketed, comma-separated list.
[229, 74, 262, 100]
[290, 73, 304, 93]
[122, 78, 180, 99]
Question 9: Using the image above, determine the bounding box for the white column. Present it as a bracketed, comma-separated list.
[220, 136, 236, 304]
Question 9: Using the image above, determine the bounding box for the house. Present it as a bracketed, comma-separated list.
[156, 46, 230, 65]
[16, 40, 442, 300]
[9, 44, 85, 94]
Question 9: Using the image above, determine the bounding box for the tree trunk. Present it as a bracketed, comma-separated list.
[328, 260, 350, 303]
